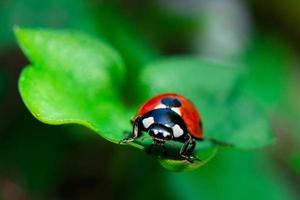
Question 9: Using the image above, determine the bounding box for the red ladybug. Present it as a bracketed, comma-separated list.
[121, 93, 203, 162]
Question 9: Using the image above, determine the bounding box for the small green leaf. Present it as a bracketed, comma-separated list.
[209, 96, 273, 149]
[141, 57, 273, 149]
[16, 28, 132, 143]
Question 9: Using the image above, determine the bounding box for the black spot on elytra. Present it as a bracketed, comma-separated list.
[161, 98, 181, 108]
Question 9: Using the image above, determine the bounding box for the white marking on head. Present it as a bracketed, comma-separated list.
[163, 131, 170, 137]
[172, 124, 184, 138]
[171, 107, 181, 115]
[154, 104, 167, 109]
[142, 117, 154, 128]
[153, 129, 159, 135]
[162, 123, 171, 128]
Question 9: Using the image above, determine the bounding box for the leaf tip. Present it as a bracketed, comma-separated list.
[13, 25, 24, 41]
[14, 26, 29, 52]
[14, 26, 36, 52]
[13, 25, 20, 33]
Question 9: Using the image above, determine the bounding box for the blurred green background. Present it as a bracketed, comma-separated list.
[0, 0, 300, 199]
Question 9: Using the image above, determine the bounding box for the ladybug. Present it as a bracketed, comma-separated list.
[120, 93, 203, 162]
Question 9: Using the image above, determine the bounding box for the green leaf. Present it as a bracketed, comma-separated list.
[141, 57, 273, 149]
[210, 96, 273, 149]
[16, 28, 132, 143]
[15, 28, 273, 171]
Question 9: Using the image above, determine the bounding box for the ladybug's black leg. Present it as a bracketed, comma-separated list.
[186, 138, 196, 155]
[180, 135, 196, 162]
[119, 116, 142, 144]
[186, 138, 200, 161]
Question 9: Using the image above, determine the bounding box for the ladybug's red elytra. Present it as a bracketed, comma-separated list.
[120, 93, 203, 162]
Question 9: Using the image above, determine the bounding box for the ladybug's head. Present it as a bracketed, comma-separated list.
[148, 124, 173, 141]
